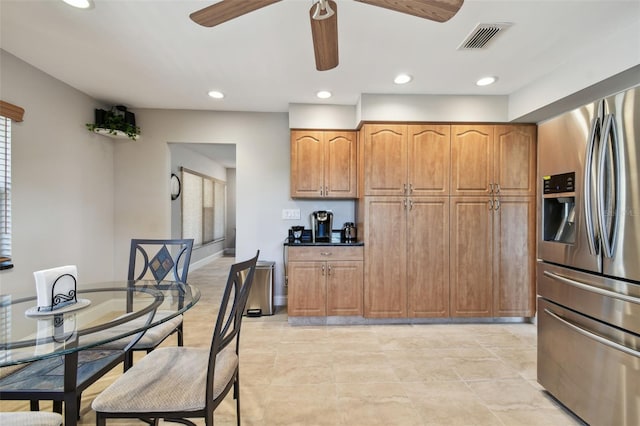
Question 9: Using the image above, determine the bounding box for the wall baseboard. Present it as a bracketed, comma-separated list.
[190, 251, 224, 271]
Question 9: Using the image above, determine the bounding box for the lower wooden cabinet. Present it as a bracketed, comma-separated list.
[450, 196, 535, 317]
[288, 246, 363, 317]
[363, 196, 450, 318]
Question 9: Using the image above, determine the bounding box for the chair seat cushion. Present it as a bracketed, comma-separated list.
[0, 411, 63, 426]
[98, 311, 183, 350]
[92, 345, 238, 413]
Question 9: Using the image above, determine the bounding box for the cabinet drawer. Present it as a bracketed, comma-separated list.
[288, 246, 363, 261]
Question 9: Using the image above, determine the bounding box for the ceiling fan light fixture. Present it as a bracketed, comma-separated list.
[208, 90, 225, 99]
[62, 0, 91, 8]
[316, 91, 332, 99]
[394, 73, 413, 85]
[312, 0, 335, 20]
[476, 76, 497, 86]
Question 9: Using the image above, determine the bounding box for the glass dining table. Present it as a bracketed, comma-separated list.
[0, 280, 200, 426]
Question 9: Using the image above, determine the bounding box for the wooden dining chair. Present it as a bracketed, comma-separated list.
[101, 239, 193, 370]
[92, 251, 259, 426]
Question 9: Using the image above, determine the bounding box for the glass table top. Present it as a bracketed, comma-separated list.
[0, 280, 200, 366]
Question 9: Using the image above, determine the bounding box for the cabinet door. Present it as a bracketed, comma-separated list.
[407, 197, 450, 317]
[288, 261, 326, 316]
[325, 131, 357, 198]
[363, 125, 407, 196]
[451, 125, 493, 196]
[291, 131, 324, 198]
[408, 125, 451, 196]
[450, 197, 493, 317]
[493, 196, 535, 317]
[364, 197, 407, 318]
[494, 125, 537, 196]
[327, 260, 363, 316]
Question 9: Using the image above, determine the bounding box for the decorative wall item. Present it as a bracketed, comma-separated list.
[86, 105, 140, 140]
[170, 173, 181, 200]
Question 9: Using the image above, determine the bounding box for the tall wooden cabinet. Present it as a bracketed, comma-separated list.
[449, 124, 537, 317]
[361, 122, 536, 319]
[361, 124, 451, 318]
[290, 130, 357, 198]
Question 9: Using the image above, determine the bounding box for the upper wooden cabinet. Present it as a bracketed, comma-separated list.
[290, 130, 357, 198]
[494, 125, 537, 196]
[363, 124, 451, 196]
[451, 124, 536, 196]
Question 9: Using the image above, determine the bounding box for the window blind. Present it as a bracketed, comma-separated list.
[180, 167, 226, 246]
[0, 116, 11, 260]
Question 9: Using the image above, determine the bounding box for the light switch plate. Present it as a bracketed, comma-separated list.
[282, 208, 301, 220]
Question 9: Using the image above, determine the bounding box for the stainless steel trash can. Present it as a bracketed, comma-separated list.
[244, 261, 275, 316]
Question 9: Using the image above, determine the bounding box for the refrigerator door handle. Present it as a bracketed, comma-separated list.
[543, 308, 640, 358]
[543, 270, 640, 305]
[597, 114, 621, 259]
[584, 116, 600, 255]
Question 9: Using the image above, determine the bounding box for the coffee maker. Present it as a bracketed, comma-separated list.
[311, 210, 333, 242]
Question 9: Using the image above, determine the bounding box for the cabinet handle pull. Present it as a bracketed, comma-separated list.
[409, 183, 413, 194]
[404, 199, 408, 210]
[495, 183, 501, 194]
[320, 252, 331, 256]
[327, 265, 331, 276]
[320, 187, 323, 196]
[403, 183, 407, 194]
[325, 186, 328, 196]
[488, 199, 493, 210]
[489, 183, 494, 194]
[322, 265, 325, 276]
[409, 200, 414, 211]
[494, 198, 500, 210]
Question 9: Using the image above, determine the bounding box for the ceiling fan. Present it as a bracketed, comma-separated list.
[190, 0, 465, 71]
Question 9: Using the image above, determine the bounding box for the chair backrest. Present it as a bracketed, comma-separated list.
[206, 251, 259, 403]
[128, 239, 194, 283]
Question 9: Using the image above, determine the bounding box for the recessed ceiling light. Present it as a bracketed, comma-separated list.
[62, 0, 91, 8]
[316, 91, 332, 99]
[476, 76, 497, 86]
[394, 74, 413, 85]
[208, 90, 224, 99]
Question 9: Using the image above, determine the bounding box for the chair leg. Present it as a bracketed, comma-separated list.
[30, 400, 39, 411]
[235, 375, 240, 426]
[52, 401, 62, 414]
[124, 350, 134, 371]
[177, 323, 184, 347]
[96, 412, 106, 426]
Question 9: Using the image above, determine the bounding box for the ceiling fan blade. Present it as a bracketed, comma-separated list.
[309, 0, 339, 71]
[190, 0, 281, 27]
[355, 0, 464, 23]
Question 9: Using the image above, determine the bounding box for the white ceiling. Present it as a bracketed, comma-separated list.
[2, 0, 639, 114]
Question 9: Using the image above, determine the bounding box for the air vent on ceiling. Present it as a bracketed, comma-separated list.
[458, 23, 512, 50]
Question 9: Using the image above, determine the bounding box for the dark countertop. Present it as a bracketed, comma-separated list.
[284, 228, 363, 246]
[284, 241, 364, 246]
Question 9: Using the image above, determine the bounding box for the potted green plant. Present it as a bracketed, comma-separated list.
[86, 105, 140, 140]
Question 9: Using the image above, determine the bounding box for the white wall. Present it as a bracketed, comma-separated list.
[509, 20, 640, 122]
[112, 109, 293, 303]
[0, 51, 116, 297]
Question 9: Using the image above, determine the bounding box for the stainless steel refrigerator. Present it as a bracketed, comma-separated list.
[537, 85, 640, 425]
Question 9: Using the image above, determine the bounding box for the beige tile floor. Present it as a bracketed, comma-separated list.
[2, 256, 585, 425]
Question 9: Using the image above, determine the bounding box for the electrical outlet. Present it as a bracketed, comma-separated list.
[282, 209, 301, 220]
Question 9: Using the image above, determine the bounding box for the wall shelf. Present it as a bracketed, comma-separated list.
[92, 128, 139, 140]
